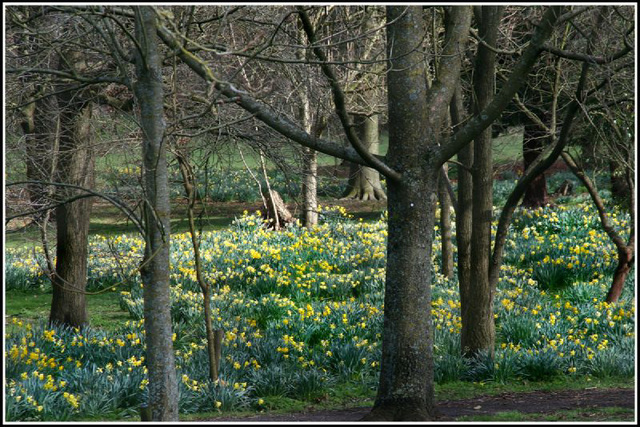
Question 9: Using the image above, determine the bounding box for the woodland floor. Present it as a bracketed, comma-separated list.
[198, 387, 635, 422]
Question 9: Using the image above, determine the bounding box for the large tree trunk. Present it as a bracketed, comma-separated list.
[342, 113, 386, 201]
[363, 6, 471, 420]
[134, 6, 179, 421]
[49, 101, 95, 327]
[46, 42, 96, 328]
[460, 6, 503, 357]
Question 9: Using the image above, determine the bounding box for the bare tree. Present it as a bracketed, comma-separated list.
[133, 6, 179, 421]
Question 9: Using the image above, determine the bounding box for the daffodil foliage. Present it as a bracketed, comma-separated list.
[5, 203, 635, 420]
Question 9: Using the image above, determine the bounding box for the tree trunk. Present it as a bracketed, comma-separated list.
[175, 151, 222, 382]
[606, 246, 634, 303]
[134, 6, 179, 421]
[363, 7, 445, 420]
[22, 90, 59, 222]
[438, 164, 454, 279]
[521, 115, 550, 208]
[46, 41, 97, 328]
[299, 93, 319, 228]
[262, 189, 294, 229]
[452, 89, 474, 344]
[49, 101, 95, 328]
[460, 6, 503, 358]
[342, 113, 386, 201]
[302, 147, 318, 227]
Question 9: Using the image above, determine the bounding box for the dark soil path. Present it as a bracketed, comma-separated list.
[200, 387, 635, 422]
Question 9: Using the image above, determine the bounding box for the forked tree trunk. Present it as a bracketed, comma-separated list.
[134, 6, 179, 421]
[363, 6, 471, 420]
[460, 6, 503, 358]
[342, 114, 386, 201]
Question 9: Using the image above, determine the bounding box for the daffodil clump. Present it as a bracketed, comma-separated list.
[5, 201, 635, 421]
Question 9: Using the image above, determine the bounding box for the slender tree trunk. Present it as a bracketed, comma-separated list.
[452, 88, 474, 339]
[438, 164, 454, 278]
[342, 114, 386, 201]
[561, 151, 634, 304]
[175, 151, 221, 382]
[461, 6, 503, 357]
[606, 245, 634, 303]
[134, 6, 179, 421]
[302, 148, 318, 227]
[300, 91, 319, 228]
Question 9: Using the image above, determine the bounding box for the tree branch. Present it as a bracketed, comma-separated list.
[153, 8, 385, 171]
[489, 52, 592, 288]
[6, 180, 144, 236]
[436, 6, 564, 165]
[297, 7, 401, 182]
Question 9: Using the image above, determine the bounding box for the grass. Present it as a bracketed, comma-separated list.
[5, 289, 130, 331]
[434, 377, 634, 402]
[458, 407, 634, 422]
[4, 126, 518, 252]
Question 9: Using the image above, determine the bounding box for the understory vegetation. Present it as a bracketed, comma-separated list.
[4, 173, 635, 421]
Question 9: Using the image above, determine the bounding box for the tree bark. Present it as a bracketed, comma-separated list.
[438, 164, 454, 279]
[49, 100, 95, 328]
[134, 6, 179, 421]
[521, 114, 550, 208]
[300, 90, 319, 228]
[607, 246, 634, 303]
[22, 90, 59, 221]
[363, 6, 471, 420]
[45, 40, 96, 328]
[460, 6, 503, 357]
[302, 148, 318, 227]
[452, 88, 474, 340]
[342, 113, 386, 201]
